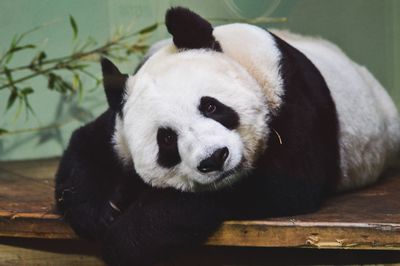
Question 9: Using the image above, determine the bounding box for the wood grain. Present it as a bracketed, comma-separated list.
[0, 158, 399, 249]
[0, 238, 104, 266]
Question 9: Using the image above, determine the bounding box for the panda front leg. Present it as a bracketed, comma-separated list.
[55, 111, 141, 240]
[55, 155, 125, 240]
[101, 189, 229, 266]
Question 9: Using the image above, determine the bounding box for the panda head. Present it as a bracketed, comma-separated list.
[103, 7, 270, 192]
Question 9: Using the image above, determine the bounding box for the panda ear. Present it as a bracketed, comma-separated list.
[101, 57, 128, 113]
[165, 7, 221, 51]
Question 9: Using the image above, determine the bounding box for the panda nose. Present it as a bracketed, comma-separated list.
[197, 147, 229, 173]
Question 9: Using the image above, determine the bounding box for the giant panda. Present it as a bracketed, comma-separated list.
[55, 6, 400, 266]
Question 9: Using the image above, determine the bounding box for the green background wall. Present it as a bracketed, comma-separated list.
[1, 0, 399, 160]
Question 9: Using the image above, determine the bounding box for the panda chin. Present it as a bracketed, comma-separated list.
[214, 166, 240, 183]
[193, 160, 246, 191]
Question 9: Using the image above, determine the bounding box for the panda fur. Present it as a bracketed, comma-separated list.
[55, 6, 400, 266]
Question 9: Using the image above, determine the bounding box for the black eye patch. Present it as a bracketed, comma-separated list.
[199, 96, 240, 130]
[157, 127, 181, 168]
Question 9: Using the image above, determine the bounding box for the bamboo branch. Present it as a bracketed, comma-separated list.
[0, 22, 162, 76]
[0, 119, 75, 137]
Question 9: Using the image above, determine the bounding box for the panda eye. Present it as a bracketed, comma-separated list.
[206, 103, 217, 114]
[157, 127, 181, 168]
[157, 128, 178, 147]
[163, 133, 176, 145]
[199, 96, 240, 130]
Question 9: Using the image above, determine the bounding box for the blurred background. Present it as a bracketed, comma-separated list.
[0, 0, 399, 161]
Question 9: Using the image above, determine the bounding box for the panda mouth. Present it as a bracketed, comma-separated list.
[192, 163, 245, 191]
[192, 157, 246, 191]
[215, 166, 240, 182]
[212, 158, 246, 185]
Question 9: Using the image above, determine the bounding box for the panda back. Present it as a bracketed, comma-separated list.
[271, 29, 400, 191]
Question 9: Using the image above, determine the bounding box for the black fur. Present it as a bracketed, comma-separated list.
[199, 96, 240, 130]
[101, 57, 128, 114]
[165, 7, 222, 51]
[55, 8, 341, 266]
[102, 188, 233, 266]
[238, 33, 341, 217]
[55, 110, 143, 240]
[157, 127, 181, 168]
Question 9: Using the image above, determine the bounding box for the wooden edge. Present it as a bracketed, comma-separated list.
[222, 220, 400, 230]
[0, 216, 77, 240]
[1, 215, 399, 250]
[206, 222, 400, 250]
[0, 211, 60, 220]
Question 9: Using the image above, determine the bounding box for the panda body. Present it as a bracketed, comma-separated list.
[270, 29, 400, 190]
[55, 7, 400, 266]
[132, 23, 400, 193]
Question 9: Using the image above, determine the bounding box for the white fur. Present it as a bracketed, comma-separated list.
[115, 46, 268, 191]
[213, 24, 283, 113]
[270, 29, 400, 191]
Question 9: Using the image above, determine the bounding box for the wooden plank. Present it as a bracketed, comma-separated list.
[207, 221, 400, 249]
[1, 239, 400, 266]
[0, 158, 400, 249]
[0, 238, 104, 266]
[0, 216, 76, 239]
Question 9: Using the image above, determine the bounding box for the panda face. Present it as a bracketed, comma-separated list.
[114, 48, 269, 191]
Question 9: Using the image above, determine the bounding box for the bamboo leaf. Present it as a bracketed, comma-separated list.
[72, 73, 83, 99]
[126, 44, 149, 55]
[73, 73, 84, 102]
[69, 63, 89, 70]
[38, 51, 47, 63]
[4, 45, 16, 64]
[3, 54, 12, 64]
[21, 87, 34, 95]
[139, 23, 158, 35]
[5, 35, 20, 61]
[29, 51, 47, 70]
[23, 94, 36, 119]
[69, 15, 78, 40]
[3, 31, 35, 64]
[3, 67, 15, 89]
[10, 35, 19, 48]
[0, 128, 8, 135]
[10, 44, 36, 53]
[6, 91, 18, 110]
[54, 77, 73, 94]
[72, 73, 80, 89]
[47, 73, 58, 90]
[61, 80, 73, 93]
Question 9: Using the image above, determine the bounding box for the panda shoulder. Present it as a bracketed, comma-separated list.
[67, 110, 116, 152]
[213, 23, 284, 111]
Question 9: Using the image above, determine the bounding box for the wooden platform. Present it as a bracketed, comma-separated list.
[0, 158, 400, 265]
